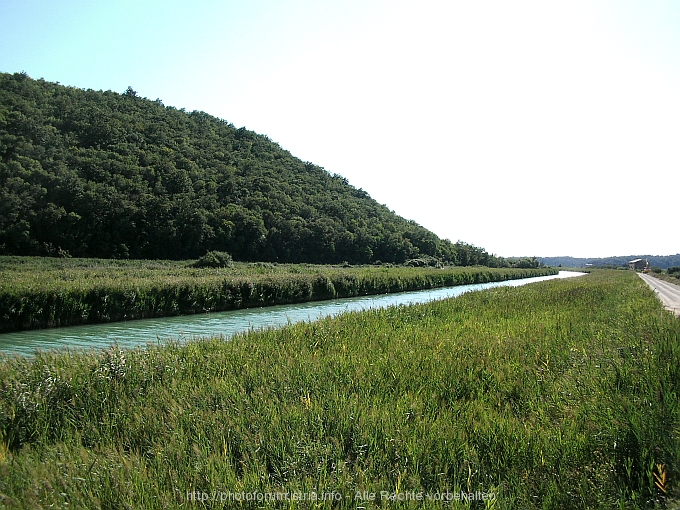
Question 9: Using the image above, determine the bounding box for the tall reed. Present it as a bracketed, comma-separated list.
[2, 270, 675, 508]
[0, 256, 554, 332]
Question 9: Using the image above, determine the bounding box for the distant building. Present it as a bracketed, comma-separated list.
[629, 258, 646, 270]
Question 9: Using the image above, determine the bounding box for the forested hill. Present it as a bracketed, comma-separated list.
[0, 71, 497, 265]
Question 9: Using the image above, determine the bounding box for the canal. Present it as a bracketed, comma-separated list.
[0, 271, 586, 356]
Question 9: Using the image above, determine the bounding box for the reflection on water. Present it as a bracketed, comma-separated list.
[0, 271, 585, 356]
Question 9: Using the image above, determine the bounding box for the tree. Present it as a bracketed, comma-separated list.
[0, 72, 502, 265]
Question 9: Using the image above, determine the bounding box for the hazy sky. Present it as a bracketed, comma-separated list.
[2, 0, 679, 258]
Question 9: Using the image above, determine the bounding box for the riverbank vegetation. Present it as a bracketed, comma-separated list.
[1, 270, 679, 508]
[648, 267, 680, 286]
[0, 256, 555, 333]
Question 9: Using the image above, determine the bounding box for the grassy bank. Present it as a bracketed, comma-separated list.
[1, 270, 679, 508]
[649, 272, 680, 286]
[0, 256, 555, 333]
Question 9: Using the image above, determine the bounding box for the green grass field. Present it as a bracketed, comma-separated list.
[1, 270, 679, 508]
[0, 256, 554, 333]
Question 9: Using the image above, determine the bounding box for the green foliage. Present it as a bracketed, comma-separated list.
[0, 256, 554, 333]
[0, 72, 498, 266]
[506, 256, 541, 268]
[403, 255, 443, 268]
[189, 250, 233, 268]
[0, 270, 678, 508]
[668, 266, 680, 275]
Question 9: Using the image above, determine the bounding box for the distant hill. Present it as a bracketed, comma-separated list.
[0, 72, 499, 265]
[539, 254, 680, 269]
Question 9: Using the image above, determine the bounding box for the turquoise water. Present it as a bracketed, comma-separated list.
[0, 271, 585, 356]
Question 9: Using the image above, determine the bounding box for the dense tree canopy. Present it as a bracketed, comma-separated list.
[0, 72, 502, 265]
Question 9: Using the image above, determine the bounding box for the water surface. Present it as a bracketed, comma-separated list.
[0, 271, 585, 356]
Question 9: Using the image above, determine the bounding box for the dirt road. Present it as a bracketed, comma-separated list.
[638, 273, 680, 317]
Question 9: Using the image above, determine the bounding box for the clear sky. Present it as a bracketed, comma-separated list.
[1, 0, 679, 258]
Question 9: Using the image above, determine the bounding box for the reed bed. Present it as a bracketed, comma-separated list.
[0, 270, 679, 508]
[0, 256, 554, 333]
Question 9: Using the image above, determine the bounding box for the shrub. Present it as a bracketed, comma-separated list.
[667, 266, 680, 275]
[404, 255, 443, 268]
[189, 251, 233, 268]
